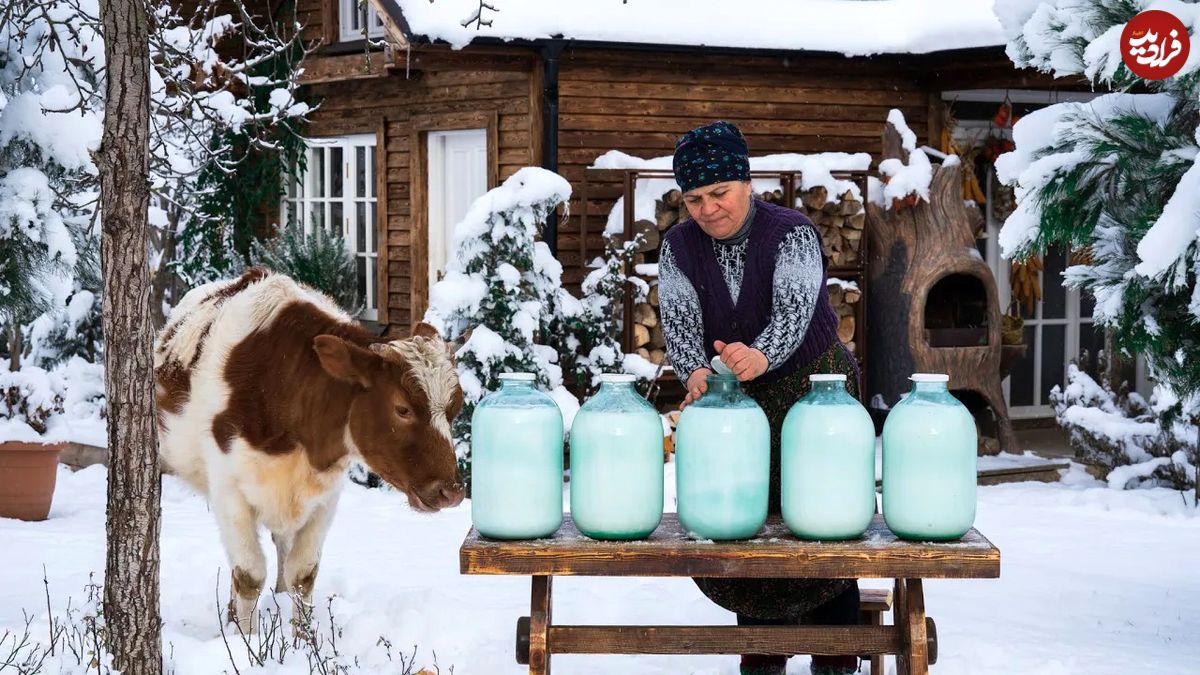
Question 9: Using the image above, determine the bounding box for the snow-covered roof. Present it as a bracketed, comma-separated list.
[385, 0, 1007, 56]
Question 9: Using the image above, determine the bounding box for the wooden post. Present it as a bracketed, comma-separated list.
[894, 578, 909, 675]
[621, 171, 636, 355]
[530, 575, 553, 675]
[904, 579, 929, 675]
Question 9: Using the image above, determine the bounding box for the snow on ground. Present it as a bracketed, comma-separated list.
[3, 457, 1198, 674]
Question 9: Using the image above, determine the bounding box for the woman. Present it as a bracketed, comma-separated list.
[659, 120, 862, 675]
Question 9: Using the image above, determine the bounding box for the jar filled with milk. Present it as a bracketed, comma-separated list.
[675, 363, 770, 540]
[780, 373, 875, 540]
[569, 373, 664, 540]
[882, 373, 977, 540]
[470, 372, 564, 539]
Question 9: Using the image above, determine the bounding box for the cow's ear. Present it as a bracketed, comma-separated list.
[313, 335, 376, 388]
[411, 321, 441, 340]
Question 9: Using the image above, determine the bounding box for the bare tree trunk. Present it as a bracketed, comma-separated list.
[8, 325, 20, 372]
[97, 0, 162, 670]
[1103, 328, 1122, 389]
[149, 224, 177, 329]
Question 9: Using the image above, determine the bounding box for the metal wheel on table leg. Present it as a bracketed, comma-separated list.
[516, 615, 530, 665]
[925, 616, 938, 665]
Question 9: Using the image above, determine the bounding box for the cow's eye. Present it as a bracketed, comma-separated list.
[395, 406, 412, 417]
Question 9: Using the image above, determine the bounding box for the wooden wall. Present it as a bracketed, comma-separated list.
[304, 62, 535, 334]
[555, 47, 937, 288]
[297, 41, 1081, 334]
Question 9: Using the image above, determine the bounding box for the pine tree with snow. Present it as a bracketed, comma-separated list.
[0, 0, 98, 370]
[996, 2, 1200, 420]
[997, 1, 1199, 496]
[424, 167, 578, 457]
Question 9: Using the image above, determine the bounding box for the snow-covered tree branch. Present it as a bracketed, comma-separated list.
[995, 1, 1200, 419]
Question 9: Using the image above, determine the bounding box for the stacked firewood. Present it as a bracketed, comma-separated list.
[627, 186, 866, 368]
[796, 186, 866, 269]
[631, 282, 668, 366]
[652, 187, 865, 268]
[827, 280, 862, 355]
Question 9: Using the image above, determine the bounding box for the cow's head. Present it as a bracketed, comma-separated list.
[312, 322, 465, 512]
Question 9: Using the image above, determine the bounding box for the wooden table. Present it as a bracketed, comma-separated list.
[460, 514, 1000, 675]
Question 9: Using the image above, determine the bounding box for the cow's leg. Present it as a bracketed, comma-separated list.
[213, 488, 266, 633]
[271, 531, 291, 594]
[284, 491, 340, 635]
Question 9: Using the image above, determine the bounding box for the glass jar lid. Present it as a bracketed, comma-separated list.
[910, 373, 949, 383]
[499, 372, 536, 381]
[598, 373, 636, 384]
[810, 374, 847, 382]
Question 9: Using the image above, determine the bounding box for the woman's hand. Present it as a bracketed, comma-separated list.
[714, 340, 768, 381]
[680, 368, 713, 409]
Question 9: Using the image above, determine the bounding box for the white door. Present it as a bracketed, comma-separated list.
[427, 129, 488, 291]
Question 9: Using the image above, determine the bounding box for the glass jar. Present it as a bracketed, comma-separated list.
[674, 372, 770, 540]
[569, 373, 664, 540]
[781, 374, 876, 540]
[470, 372, 564, 539]
[882, 373, 977, 540]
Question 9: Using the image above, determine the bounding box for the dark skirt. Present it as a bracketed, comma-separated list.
[693, 341, 864, 620]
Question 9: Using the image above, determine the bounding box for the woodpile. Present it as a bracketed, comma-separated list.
[796, 187, 866, 269]
[626, 182, 868, 372]
[632, 280, 668, 366]
[652, 186, 865, 269]
[826, 281, 862, 355]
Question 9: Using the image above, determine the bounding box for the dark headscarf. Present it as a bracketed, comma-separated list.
[672, 120, 751, 193]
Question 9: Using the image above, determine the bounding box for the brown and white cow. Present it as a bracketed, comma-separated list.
[154, 267, 464, 630]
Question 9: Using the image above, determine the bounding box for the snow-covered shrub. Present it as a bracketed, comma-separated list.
[546, 233, 651, 396]
[0, 357, 104, 442]
[1051, 363, 1196, 491]
[251, 224, 361, 315]
[0, 366, 65, 435]
[424, 167, 577, 456]
[424, 167, 663, 473]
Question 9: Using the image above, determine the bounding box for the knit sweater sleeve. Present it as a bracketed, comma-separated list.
[657, 240, 710, 381]
[751, 224, 824, 371]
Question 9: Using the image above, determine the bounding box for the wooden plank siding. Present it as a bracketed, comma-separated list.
[555, 47, 932, 289]
[304, 65, 535, 334]
[292, 38, 1086, 332]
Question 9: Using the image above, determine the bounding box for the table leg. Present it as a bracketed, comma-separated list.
[894, 578, 909, 675]
[529, 575, 553, 675]
[902, 579, 929, 675]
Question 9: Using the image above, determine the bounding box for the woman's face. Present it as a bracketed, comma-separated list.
[683, 180, 753, 239]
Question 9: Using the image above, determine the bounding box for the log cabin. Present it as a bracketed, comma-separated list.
[278, 0, 1124, 424]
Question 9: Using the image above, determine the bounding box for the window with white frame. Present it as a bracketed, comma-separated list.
[283, 135, 380, 321]
[340, 0, 385, 42]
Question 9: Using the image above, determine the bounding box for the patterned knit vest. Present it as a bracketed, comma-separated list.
[662, 200, 839, 384]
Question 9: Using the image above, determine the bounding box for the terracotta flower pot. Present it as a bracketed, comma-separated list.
[0, 440, 66, 521]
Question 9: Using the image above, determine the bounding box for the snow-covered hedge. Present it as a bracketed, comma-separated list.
[1051, 364, 1196, 491]
[0, 357, 104, 445]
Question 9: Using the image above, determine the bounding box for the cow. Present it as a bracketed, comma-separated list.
[153, 267, 465, 631]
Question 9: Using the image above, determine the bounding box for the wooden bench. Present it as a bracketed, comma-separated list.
[461, 514, 1000, 675]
